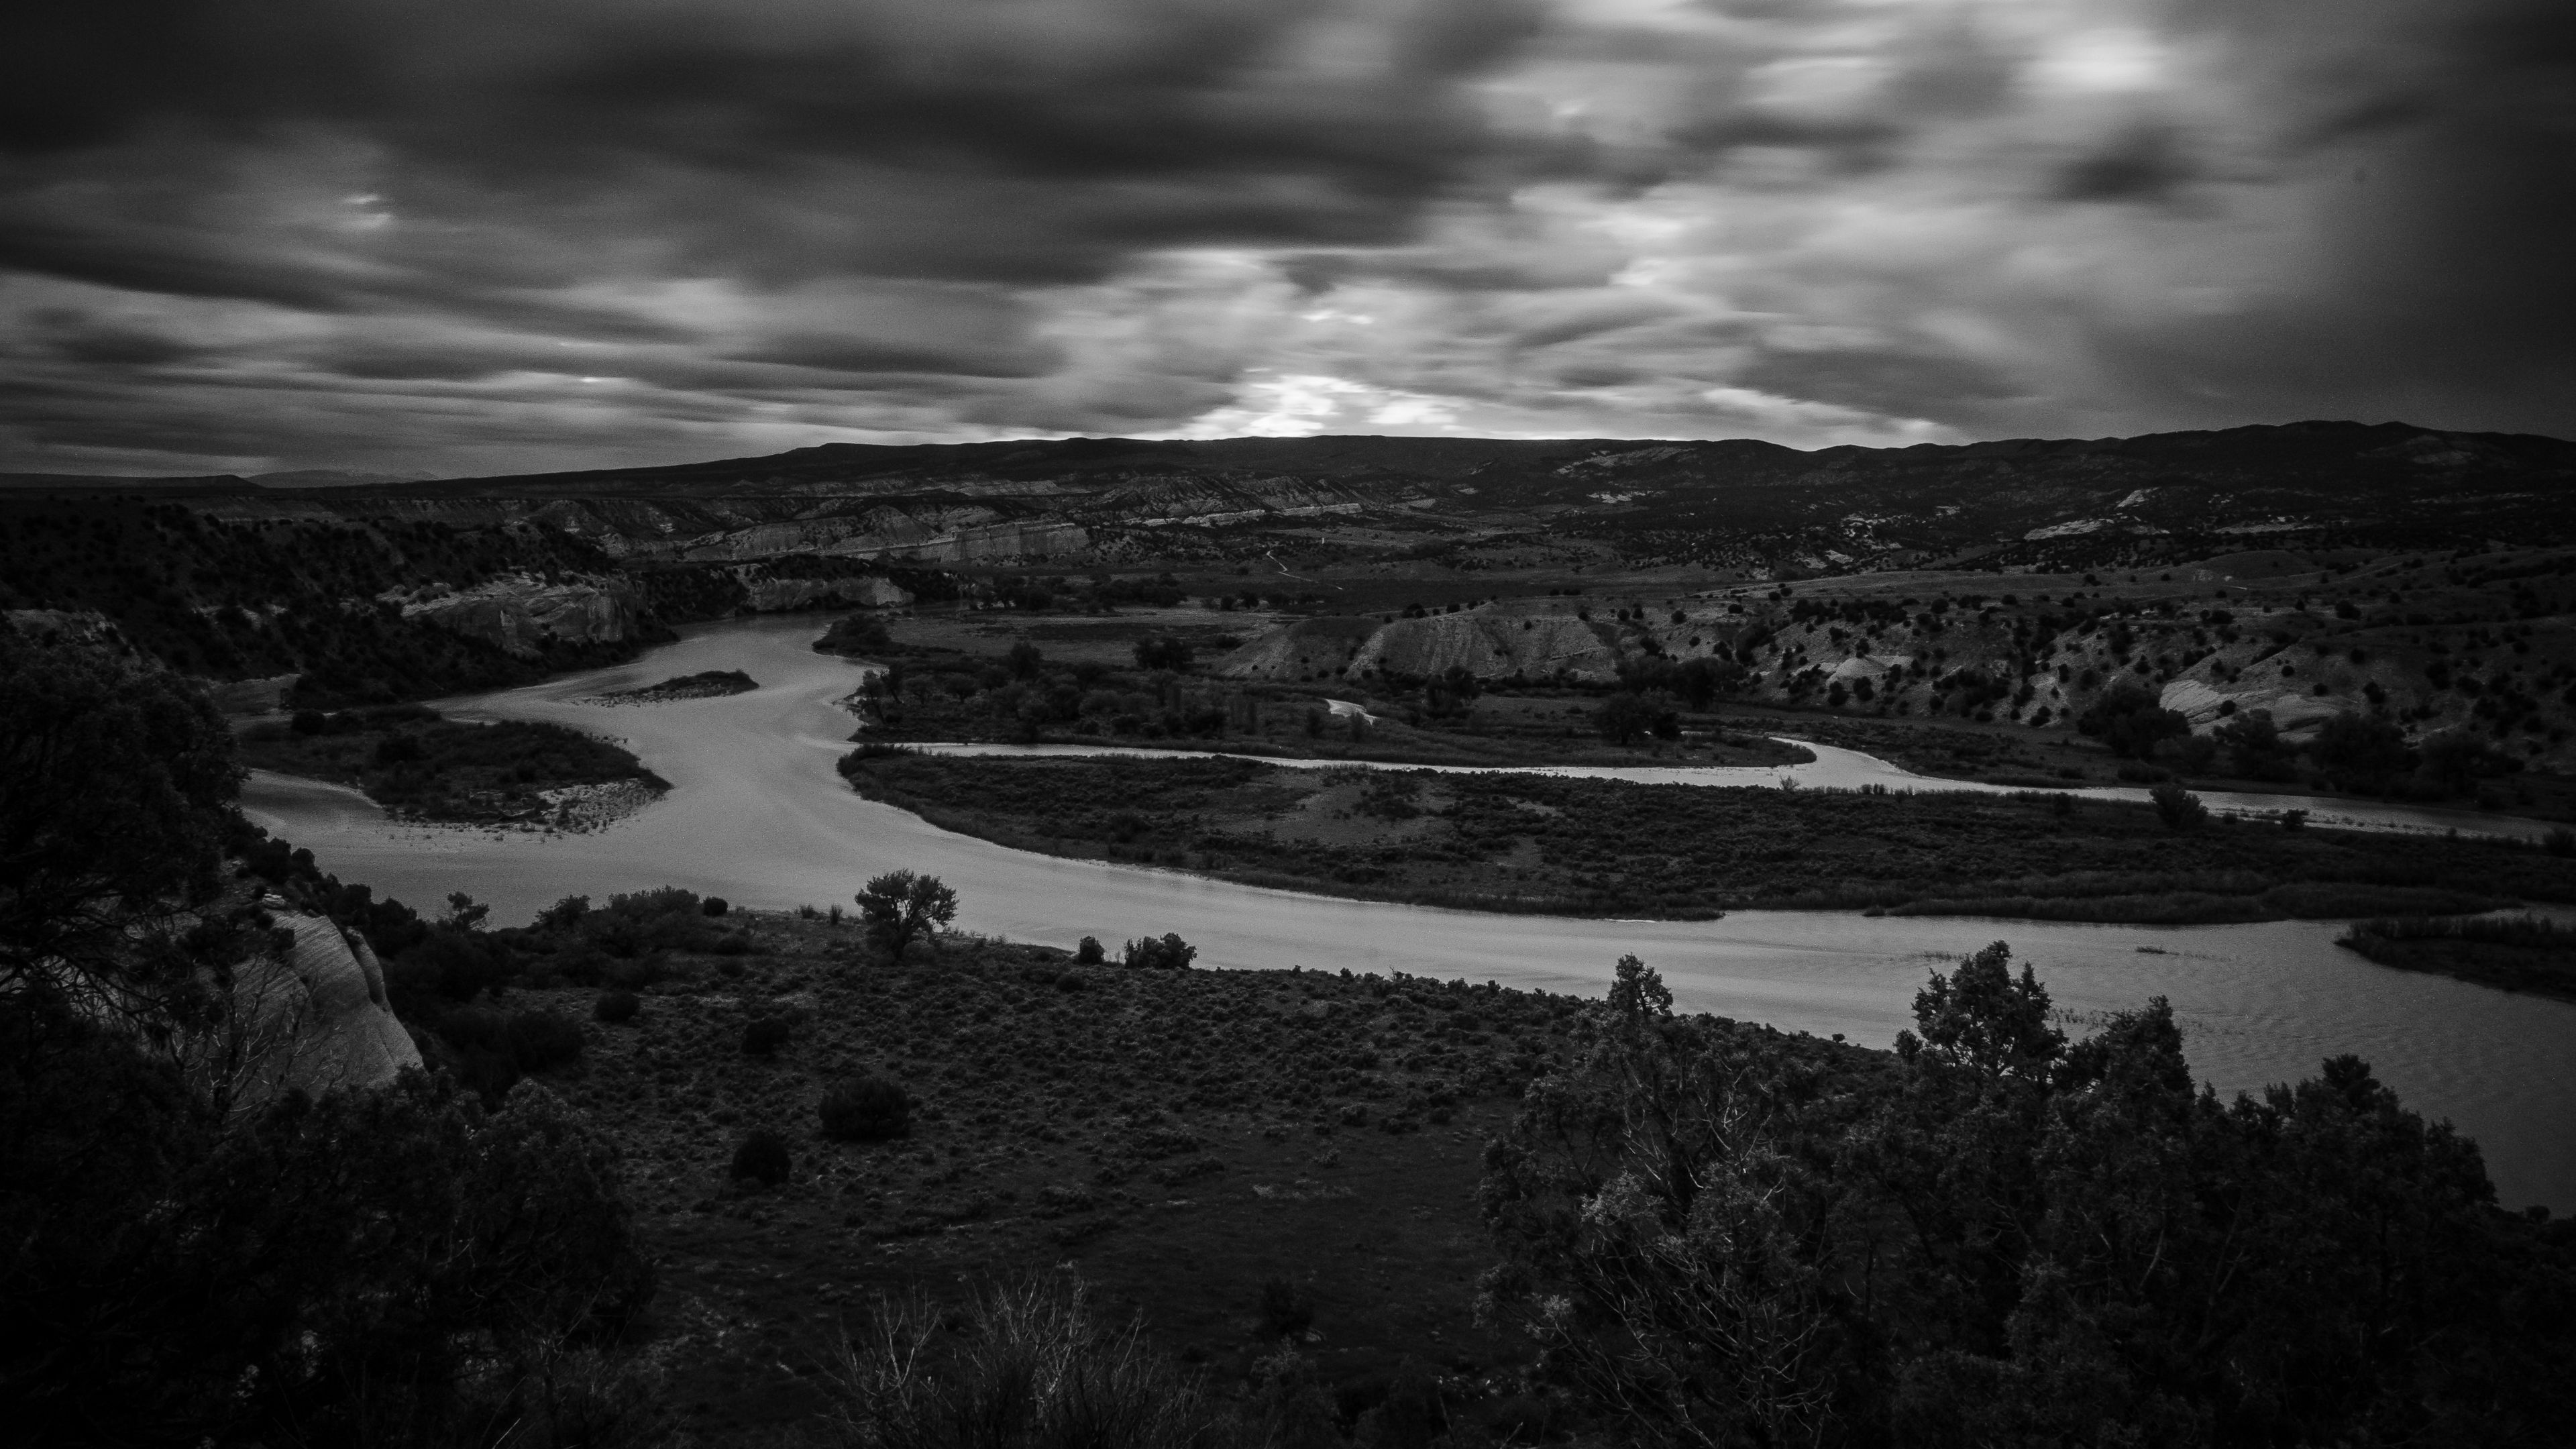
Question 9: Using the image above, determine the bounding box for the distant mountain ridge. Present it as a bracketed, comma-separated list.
[12, 420, 2575, 574]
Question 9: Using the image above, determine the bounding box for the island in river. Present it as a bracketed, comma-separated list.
[836, 747, 2576, 926]
[236, 703, 665, 827]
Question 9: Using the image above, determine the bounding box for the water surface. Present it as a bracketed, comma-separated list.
[241, 616, 2576, 1210]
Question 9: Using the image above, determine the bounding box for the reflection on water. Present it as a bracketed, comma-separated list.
[240, 615, 2576, 1210]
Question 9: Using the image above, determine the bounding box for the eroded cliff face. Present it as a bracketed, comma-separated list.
[214, 912, 421, 1108]
[388, 574, 645, 657]
[1348, 612, 1623, 684]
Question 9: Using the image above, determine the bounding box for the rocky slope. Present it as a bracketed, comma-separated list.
[215, 910, 422, 1106]
[1220, 546, 2576, 773]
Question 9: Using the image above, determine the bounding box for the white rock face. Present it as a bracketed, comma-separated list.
[397, 575, 643, 657]
[2161, 678, 2346, 735]
[221, 912, 421, 1105]
[740, 576, 914, 612]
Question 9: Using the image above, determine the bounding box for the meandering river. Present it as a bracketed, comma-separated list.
[241, 616, 2576, 1210]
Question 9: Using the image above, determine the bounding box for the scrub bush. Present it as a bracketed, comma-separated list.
[730, 1130, 791, 1185]
[819, 1077, 914, 1142]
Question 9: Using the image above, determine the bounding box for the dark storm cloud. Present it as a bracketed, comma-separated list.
[0, 0, 2571, 471]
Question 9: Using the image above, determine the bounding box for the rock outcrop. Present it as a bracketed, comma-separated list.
[392, 574, 644, 657]
[1348, 609, 1623, 684]
[195, 673, 301, 714]
[215, 911, 421, 1107]
[1220, 606, 1625, 684]
[739, 575, 913, 612]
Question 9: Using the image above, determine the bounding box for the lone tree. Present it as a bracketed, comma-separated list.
[855, 870, 958, 959]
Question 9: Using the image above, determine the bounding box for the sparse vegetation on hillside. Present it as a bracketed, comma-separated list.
[0, 498, 657, 705]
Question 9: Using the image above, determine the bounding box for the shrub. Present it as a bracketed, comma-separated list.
[855, 870, 959, 960]
[2149, 782, 2208, 833]
[701, 896, 729, 917]
[729, 1130, 790, 1185]
[1258, 1278, 1316, 1338]
[2546, 826, 2576, 858]
[743, 1016, 792, 1057]
[818, 1275, 1235, 1449]
[594, 989, 642, 1024]
[1122, 933, 1197, 970]
[504, 1010, 586, 1071]
[1075, 935, 1106, 966]
[820, 1077, 914, 1142]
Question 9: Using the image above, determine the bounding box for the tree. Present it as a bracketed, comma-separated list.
[1133, 636, 1194, 672]
[1004, 640, 1045, 680]
[2417, 728, 2514, 796]
[1121, 933, 1197, 970]
[2076, 681, 2188, 758]
[2215, 708, 2299, 781]
[1671, 656, 1740, 710]
[2149, 780, 2208, 831]
[1595, 692, 1665, 747]
[854, 871, 958, 959]
[1479, 946, 2576, 1448]
[2310, 710, 2412, 790]
[0, 631, 244, 1026]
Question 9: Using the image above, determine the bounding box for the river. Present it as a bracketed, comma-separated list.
[240, 615, 2576, 1210]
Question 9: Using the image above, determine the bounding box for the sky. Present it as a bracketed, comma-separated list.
[2, 0, 2570, 478]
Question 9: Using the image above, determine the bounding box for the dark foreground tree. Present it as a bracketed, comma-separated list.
[855, 869, 959, 959]
[1, 998, 655, 1446]
[1479, 944, 2576, 1448]
[0, 630, 243, 1022]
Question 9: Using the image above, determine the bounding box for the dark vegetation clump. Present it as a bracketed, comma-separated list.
[1122, 932, 1198, 970]
[2339, 913, 2576, 1000]
[819, 1077, 913, 1142]
[1478, 946, 2576, 1446]
[237, 712, 664, 823]
[504, 1009, 586, 1071]
[1257, 1277, 1315, 1339]
[597, 669, 756, 701]
[742, 1016, 793, 1057]
[594, 988, 642, 1024]
[702, 895, 730, 916]
[730, 1130, 792, 1185]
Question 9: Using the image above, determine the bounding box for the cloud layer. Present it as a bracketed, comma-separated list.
[3, 0, 2569, 475]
